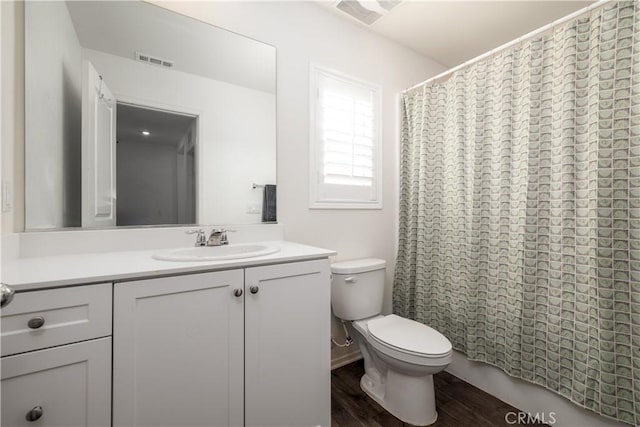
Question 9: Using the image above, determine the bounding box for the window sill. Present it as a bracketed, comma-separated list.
[309, 201, 383, 210]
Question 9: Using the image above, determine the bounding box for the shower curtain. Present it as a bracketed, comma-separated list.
[393, 2, 639, 425]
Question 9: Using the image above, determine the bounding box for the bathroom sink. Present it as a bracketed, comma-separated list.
[153, 244, 280, 262]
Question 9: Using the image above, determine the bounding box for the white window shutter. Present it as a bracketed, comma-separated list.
[310, 65, 382, 209]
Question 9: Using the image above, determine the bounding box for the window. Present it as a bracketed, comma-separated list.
[309, 65, 382, 209]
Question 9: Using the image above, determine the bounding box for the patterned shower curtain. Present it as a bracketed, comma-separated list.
[393, 2, 639, 425]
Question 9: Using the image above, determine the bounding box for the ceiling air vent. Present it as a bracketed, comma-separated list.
[135, 52, 174, 69]
[335, 0, 402, 25]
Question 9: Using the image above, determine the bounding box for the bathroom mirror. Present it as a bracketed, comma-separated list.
[24, 1, 276, 230]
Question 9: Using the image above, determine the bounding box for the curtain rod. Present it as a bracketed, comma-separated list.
[403, 0, 613, 94]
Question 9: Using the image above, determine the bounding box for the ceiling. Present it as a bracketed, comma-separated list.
[117, 103, 196, 147]
[317, 0, 594, 67]
[66, 1, 276, 93]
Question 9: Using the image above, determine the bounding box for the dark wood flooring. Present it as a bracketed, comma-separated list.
[331, 360, 548, 427]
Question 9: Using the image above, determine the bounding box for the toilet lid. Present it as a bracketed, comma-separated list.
[367, 315, 452, 356]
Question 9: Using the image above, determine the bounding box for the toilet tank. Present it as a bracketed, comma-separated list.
[331, 258, 386, 321]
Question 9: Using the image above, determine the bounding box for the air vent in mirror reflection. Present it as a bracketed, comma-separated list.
[135, 51, 174, 69]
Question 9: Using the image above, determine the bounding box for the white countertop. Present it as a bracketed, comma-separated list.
[1, 241, 337, 291]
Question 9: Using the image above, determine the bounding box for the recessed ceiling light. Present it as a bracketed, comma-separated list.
[141, 131, 151, 136]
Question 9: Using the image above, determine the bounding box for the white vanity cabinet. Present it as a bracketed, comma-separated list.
[245, 260, 331, 427]
[113, 269, 245, 427]
[0, 284, 113, 427]
[112, 259, 331, 427]
[3, 255, 332, 427]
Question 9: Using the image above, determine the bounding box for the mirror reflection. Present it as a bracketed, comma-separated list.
[116, 104, 197, 227]
[24, 1, 276, 230]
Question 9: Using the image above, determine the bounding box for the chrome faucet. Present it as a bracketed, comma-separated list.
[207, 229, 234, 246]
[186, 229, 207, 247]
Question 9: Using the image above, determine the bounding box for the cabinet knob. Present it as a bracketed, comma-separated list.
[27, 317, 45, 329]
[25, 406, 43, 422]
[1, 284, 15, 308]
[249, 286, 259, 294]
[233, 288, 243, 297]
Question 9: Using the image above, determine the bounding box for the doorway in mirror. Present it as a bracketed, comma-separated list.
[116, 103, 197, 226]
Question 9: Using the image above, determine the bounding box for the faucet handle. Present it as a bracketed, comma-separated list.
[220, 229, 235, 245]
[186, 229, 207, 246]
[208, 229, 236, 246]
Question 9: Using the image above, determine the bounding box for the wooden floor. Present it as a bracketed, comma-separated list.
[331, 360, 548, 427]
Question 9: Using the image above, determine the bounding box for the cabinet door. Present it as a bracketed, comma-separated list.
[245, 259, 331, 427]
[1, 337, 111, 427]
[113, 270, 244, 427]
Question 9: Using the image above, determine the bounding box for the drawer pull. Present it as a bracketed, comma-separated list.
[233, 288, 243, 297]
[25, 405, 43, 422]
[27, 317, 45, 329]
[249, 285, 259, 294]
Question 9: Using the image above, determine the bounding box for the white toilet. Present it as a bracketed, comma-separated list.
[331, 258, 452, 426]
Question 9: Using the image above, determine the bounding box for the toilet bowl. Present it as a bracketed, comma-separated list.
[331, 259, 452, 426]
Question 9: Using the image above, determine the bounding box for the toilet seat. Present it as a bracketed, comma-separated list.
[367, 314, 452, 358]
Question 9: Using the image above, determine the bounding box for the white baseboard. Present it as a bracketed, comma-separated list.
[331, 350, 362, 370]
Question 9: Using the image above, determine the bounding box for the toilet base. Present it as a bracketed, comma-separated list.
[360, 371, 438, 426]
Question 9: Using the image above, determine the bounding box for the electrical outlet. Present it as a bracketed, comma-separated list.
[2, 180, 12, 212]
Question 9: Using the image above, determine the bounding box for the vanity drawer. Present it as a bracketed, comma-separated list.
[1, 283, 112, 356]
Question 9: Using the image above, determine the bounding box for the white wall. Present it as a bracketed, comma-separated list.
[24, 1, 82, 229]
[149, 0, 446, 366]
[1, 0, 24, 236]
[117, 139, 179, 226]
[82, 47, 276, 226]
